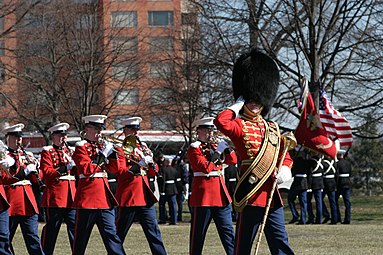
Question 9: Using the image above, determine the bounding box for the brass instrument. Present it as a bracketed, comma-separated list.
[18, 144, 46, 191]
[99, 134, 142, 164]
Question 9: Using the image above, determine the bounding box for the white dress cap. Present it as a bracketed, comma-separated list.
[193, 117, 215, 129]
[2, 123, 25, 136]
[48, 123, 70, 134]
[82, 115, 107, 128]
[122, 117, 142, 129]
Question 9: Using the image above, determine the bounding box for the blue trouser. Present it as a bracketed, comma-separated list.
[322, 190, 338, 223]
[0, 209, 11, 255]
[9, 214, 44, 255]
[116, 205, 167, 255]
[336, 188, 351, 223]
[41, 207, 76, 255]
[73, 208, 125, 255]
[307, 189, 323, 224]
[288, 189, 307, 224]
[234, 206, 294, 255]
[165, 194, 177, 224]
[176, 192, 184, 221]
[190, 205, 235, 255]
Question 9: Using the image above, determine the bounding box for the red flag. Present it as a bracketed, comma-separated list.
[319, 90, 353, 147]
[295, 92, 337, 159]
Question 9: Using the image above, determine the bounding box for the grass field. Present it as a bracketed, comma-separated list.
[12, 195, 383, 254]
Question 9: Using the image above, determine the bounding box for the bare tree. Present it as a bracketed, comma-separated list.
[1, 0, 145, 141]
[192, 0, 383, 137]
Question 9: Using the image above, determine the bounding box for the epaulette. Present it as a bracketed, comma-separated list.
[42, 145, 53, 151]
[190, 141, 201, 148]
[75, 140, 87, 146]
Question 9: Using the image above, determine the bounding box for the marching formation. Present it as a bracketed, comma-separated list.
[0, 49, 352, 255]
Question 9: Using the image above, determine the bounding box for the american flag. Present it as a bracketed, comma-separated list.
[319, 90, 353, 147]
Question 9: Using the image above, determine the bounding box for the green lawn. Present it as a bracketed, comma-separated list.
[11, 195, 383, 254]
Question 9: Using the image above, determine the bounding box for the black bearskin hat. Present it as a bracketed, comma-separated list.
[232, 49, 280, 116]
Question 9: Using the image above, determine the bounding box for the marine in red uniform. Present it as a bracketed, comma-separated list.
[0, 152, 15, 255]
[40, 123, 76, 255]
[72, 115, 125, 255]
[115, 117, 167, 255]
[188, 117, 237, 255]
[214, 50, 294, 255]
[1, 123, 44, 254]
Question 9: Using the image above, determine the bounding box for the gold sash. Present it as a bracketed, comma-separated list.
[233, 120, 281, 212]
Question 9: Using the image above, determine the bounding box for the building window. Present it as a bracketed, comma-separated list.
[0, 64, 6, 82]
[112, 37, 138, 52]
[113, 89, 139, 105]
[148, 11, 174, 27]
[0, 41, 4, 56]
[149, 62, 174, 79]
[111, 11, 137, 28]
[75, 14, 96, 29]
[149, 37, 174, 52]
[150, 88, 172, 103]
[151, 114, 176, 130]
[0, 94, 6, 107]
[112, 62, 139, 80]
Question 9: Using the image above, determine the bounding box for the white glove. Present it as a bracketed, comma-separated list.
[100, 142, 114, 158]
[139, 155, 154, 167]
[66, 160, 76, 170]
[228, 96, 245, 117]
[276, 166, 292, 184]
[0, 156, 15, 169]
[24, 164, 37, 176]
[216, 140, 228, 154]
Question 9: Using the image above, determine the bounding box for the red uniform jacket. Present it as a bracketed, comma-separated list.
[1, 149, 39, 216]
[188, 140, 237, 207]
[214, 109, 293, 207]
[115, 143, 158, 207]
[40, 145, 76, 208]
[72, 140, 119, 209]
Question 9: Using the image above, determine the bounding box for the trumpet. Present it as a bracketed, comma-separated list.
[99, 134, 143, 164]
[209, 130, 234, 148]
[0, 140, 11, 177]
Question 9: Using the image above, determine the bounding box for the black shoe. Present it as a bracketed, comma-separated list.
[307, 219, 314, 224]
[158, 221, 167, 225]
[296, 221, 306, 225]
[169, 222, 177, 225]
[322, 217, 330, 224]
[342, 221, 350, 224]
[288, 218, 299, 224]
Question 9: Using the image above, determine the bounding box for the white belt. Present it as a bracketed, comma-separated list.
[11, 180, 31, 186]
[79, 172, 107, 179]
[229, 178, 236, 182]
[165, 180, 175, 184]
[295, 174, 307, 178]
[339, 174, 350, 177]
[58, 175, 76, 181]
[149, 178, 154, 181]
[176, 178, 181, 182]
[108, 179, 117, 183]
[324, 175, 335, 179]
[312, 173, 323, 177]
[160, 193, 165, 196]
[194, 171, 221, 177]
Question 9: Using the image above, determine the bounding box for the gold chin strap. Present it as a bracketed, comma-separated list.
[242, 104, 263, 122]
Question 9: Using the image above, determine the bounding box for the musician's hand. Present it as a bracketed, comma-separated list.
[100, 143, 114, 158]
[0, 156, 15, 169]
[276, 166, 292, 184]
[138, 158, 147, 168]
[24, 164, 38, 176]
[216, 141, 228, 154]
[66, 160, 76, 170]
[57, 165, 68, 175]
[228, 96, 245, 117]
[129, 164, 141, 175]
[143, 155, 154, 164]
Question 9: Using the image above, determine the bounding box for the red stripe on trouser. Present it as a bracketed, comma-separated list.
[234, 212, 243, 255]
[189, 207, 198, 254]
